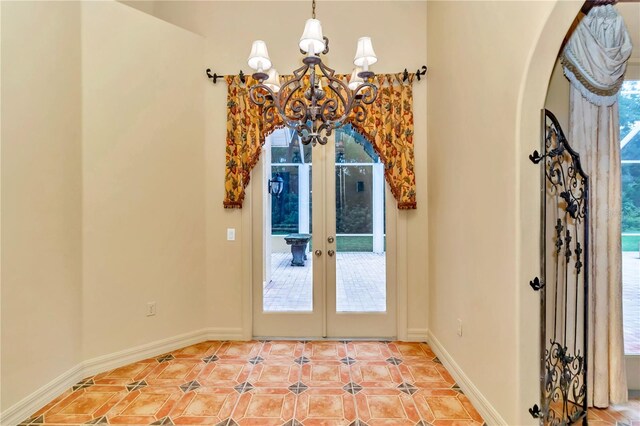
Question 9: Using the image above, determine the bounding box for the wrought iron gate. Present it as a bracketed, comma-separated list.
[529, 109, 589, 425]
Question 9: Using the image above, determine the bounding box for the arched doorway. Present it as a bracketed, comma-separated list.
[515, 0, 584, 420]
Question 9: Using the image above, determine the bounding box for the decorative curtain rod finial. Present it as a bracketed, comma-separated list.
[206, 68, 246, 84]
[206, 68, 223, 84]
[402, 65, 427, 82]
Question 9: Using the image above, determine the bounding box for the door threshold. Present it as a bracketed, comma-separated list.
[253, 336, 396, 341]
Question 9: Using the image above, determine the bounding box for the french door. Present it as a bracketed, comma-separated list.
[252, 127, 397, 338]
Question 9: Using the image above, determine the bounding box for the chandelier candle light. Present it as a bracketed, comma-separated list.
[247, 0, 379, 146]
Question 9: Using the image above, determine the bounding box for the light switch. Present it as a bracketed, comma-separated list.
[227, 228, 236, 241]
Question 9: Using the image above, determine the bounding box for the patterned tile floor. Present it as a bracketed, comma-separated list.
[21, 341, 485, 426]
[265, 253, 386, 312]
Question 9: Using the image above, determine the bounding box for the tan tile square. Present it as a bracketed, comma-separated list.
[296, 388, 356, 425]
[199, 360, 251, 386]
[145, 359, 203, 386]
[355, 388, 421, 425]
[217, 341, 262, 359]
[347, 342, 392, 359]
[249, 362, 299, 387]
[170, 387, 238, 425]
[350, 361, 403, 388]
[426, 396, 472, 420]
[43, 386, 127, 424]
[261, 341, 304, 359]
[300, 361, 351, 387]
[107, 387, 182, 424]
[172, 341, 222, 358]
[94, 360, 156, 385]
[232, 388, 295, 425]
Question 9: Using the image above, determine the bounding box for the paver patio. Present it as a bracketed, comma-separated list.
[264, 252, 386, 312]
[264, 251, 638, 353]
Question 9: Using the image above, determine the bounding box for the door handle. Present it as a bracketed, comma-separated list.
[327, 249, 335, 257]
[314, 249, 322, 257]
[327, 236, 335, 243]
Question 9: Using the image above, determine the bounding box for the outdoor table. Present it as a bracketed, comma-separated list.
[284, 233, 312, 266]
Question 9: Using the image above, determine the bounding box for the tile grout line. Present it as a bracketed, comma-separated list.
[383, 341, 430, 426]
[290, 340, 307, 425]
[225, 340, 267, 426]
[343, 340, 361, 425]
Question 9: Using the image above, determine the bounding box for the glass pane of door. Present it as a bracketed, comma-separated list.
[620, 80, 640, 354]
[334, 125, 386, 312]
[264, 129, 313, 312]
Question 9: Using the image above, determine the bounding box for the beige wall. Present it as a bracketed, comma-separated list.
[1, 0, 206, 412]
[427, 1, 581, 424]
[81, 1, 206, 359]
[1, 1, 83, 410]
[545, 58, 570, 131]
[152, 1, 430, 338]
[119, 0, 155, 16]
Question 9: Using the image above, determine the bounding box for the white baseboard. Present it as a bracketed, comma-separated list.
[427, 330, 506, 426]
[0, 327, 245, 425]
[406, 328, 429, 342]
[0, 363, 84, 426]
[82, 328, 211, 378]
[205, 327, 245, 341]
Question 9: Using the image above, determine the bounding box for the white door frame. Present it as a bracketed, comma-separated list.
[243, 137, 409, 340]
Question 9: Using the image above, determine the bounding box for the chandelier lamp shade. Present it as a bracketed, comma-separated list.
[246, 0, 379, 146]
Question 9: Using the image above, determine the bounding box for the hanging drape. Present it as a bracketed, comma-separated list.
[223, 73, 416, 209]
[562, 4, 632, 407]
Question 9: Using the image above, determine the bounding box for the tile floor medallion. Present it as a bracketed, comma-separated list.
[19, 339, 640, 425]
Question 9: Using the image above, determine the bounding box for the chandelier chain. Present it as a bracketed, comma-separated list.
[312, 0, 316, 19]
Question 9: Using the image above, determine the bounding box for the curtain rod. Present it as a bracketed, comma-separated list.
[205, 65, 427, 85]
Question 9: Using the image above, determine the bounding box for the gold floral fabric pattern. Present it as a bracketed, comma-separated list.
[224, 73, 417, 209]
[224, 75, 269, 208]
[349, 73, 416, 209]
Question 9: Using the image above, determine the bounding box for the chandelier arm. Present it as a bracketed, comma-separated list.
[278, 63, 311, 121]
[317, 61, 350, 110]
[353, 82, 378, 105]
[248, 83, 303, 130]
[319, 98, 339, 123]
[330, 82, 378, 128]
[316, 60, 354, 127]
[248, 83, 274, 107]
[350, 104, 367, 124]
[263, 100, 278, 123]
[287, 98, 308, 122]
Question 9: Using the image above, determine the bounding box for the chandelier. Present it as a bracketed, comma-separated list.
[246, 0, 379, 146]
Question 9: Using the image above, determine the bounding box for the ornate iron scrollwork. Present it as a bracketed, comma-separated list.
[531, 110, 589, 426]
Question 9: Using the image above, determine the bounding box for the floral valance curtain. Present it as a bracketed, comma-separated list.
[223, 73, 417, 209]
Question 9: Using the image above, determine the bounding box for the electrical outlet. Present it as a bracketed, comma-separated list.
[147, 302, 157, 317]
[227, 228, 236, 241]
[457, 318, 463, 337]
